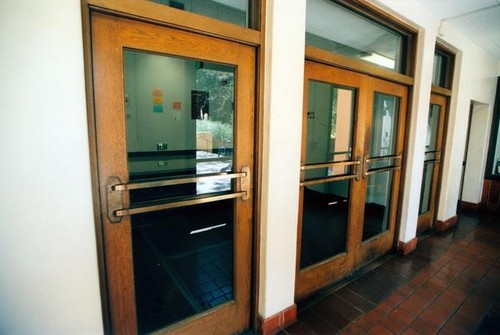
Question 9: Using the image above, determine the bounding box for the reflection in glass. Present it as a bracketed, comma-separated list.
[300, 80, 355, 269]
[150, 0, 250, 27]
[363, 93, 399, 240]
[306, 0, 405, 72]
[124, 50, 236, 333]
[419, 161, 434, 215]
[425, 104, 441, 151]
[370, 93, 399, 158]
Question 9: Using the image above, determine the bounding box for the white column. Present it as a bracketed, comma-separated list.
[258, 0, 306, 318]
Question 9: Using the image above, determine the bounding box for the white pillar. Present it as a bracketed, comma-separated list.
[258, 0, 306, 319]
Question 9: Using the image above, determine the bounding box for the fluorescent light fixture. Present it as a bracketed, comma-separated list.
[361, 53, 395, 69]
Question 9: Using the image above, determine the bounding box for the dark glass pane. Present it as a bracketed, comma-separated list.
[150, 0, 250, 27]
[306, 0, 405, 72]
[300, 181, 350, 269]
[124, 50, 236, 333]
[432, 51, 448, 87]
[363, 171, 393, 240]
[419, 161, 434, 215]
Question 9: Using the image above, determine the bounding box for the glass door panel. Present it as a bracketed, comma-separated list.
[300, 82, 356, 269]
[91, 13, 254, 335]
[418, 95, 447, 233]
[124, 51, 238, 333]
[363, 93, 400, 241]
[419, 103, 441, 216]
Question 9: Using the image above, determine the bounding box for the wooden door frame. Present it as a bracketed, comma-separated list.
[295, 61, 408, 299]
[295, 62, 368, 299]
[81, 2, 264, 333]
[356, 77, 408, 268]
[417, 93, 448, 234]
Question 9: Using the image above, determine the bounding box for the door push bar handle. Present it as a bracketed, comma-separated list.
[106, 166, 250, 223]
[300, 157, 361, 186]
[363, 155, 402, 177]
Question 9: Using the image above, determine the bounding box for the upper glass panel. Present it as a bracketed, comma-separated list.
[432, 50, 452, 88]
[370, 93, 399, 158]
[304, 80, 355, 180]
[151, 0, 250, 27]
[426, 104, 441, 152]
[306, 0, 405, 73]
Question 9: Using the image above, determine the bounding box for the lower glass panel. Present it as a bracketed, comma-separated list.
[419, 161, 435, 215]
[132, 200, 234, 334]
[300, 180, 350, 269]
[363, 171, 393, 240]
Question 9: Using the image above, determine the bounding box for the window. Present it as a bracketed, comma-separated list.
[306, 0, 412, 74]
[150, 0, 252, 28]
[432, 47, 454, 89]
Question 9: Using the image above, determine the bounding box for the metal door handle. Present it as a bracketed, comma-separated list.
[106, 166, 250, 223]
[300, 157, 361, 186]
[363, 155, 402, 177]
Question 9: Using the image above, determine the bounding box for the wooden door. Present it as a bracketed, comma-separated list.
[417, 94, 447, 233]
[91, 13, 255, 335]
[296, 61, 407, 299]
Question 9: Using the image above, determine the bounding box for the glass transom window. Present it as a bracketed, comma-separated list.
[151, 0, 250, 28]
[306, 0, 407, 73]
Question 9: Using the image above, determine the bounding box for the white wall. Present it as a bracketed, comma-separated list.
[373, 0, 499, 232]
[258, 0, 306, 319]
[462, 103, 491, 203]
[436, 25, 498, 218]
[0, 1, 103, 334]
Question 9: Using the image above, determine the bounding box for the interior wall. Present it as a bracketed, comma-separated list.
[436, 28, 498, 218]
[124, 51, 196, 153]
[462, 103, 491, 203]
[0, 1, 103, 334]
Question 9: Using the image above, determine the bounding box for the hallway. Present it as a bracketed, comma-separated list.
[282, 210, 500, 334]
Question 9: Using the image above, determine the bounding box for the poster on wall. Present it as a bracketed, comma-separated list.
[191, 90, 209, 120]
[152, 88, 164, 113]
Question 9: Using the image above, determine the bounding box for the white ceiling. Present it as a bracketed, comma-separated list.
[416, 0, 500, 59]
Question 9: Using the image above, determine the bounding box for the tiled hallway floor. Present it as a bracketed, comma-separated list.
[282, 209, 500, 334]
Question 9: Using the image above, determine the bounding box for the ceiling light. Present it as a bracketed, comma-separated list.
[361, 53, 395, 69]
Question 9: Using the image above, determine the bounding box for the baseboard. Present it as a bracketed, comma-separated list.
[397, 237, 418, 255]
[257, 304, 297, 335]
[436, 215, 458, 232]
[458, 200, 483, 211]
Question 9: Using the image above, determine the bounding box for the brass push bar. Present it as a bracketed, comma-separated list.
[106, 166, 250, 223]
[113, 171, 246, 191]
[300, 157, 361, 186]
[301, 159, 360, 171]
[115, 192, 246, 217]
[363, 155, 402, 177]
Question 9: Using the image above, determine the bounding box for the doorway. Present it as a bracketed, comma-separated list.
[417, 94, 447, 233]
[91, 13, 255, 335]
[296, 61, 407, 299]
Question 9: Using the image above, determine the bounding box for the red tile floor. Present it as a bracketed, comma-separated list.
[281, 209, 500, 334]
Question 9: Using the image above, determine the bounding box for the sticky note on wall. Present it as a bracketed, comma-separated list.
[152, 88, 164, 113]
